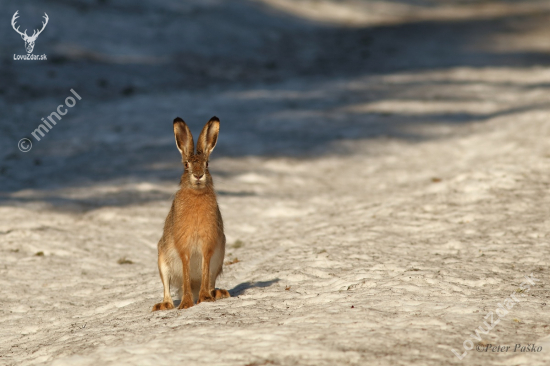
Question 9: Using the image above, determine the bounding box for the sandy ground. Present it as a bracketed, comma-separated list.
[1, 1, 550, 365]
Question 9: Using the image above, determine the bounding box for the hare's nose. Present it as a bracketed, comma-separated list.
[194, 174, 203, 180]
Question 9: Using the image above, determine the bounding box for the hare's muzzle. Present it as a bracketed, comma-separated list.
[192, 173, 206, 187]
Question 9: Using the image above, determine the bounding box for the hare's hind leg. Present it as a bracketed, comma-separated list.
[210, 265, 230, 300]
[152, 253, 175, 311]
[209, 241, 230, 300]
[212, 288, 230, 299]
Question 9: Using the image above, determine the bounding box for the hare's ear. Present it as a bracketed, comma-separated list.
[196, 116, 220, 159]
[173, 117, 194, 160]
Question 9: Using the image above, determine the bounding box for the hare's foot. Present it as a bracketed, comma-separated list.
[212, 289, 230, 300]
[178, 294, 194, 309]
[152, 301, 174, 311]
[197, 290, 215, 304]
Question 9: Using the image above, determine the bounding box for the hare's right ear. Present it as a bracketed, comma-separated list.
[173, 117, 194, 160]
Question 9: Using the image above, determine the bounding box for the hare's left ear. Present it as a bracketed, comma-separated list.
[196, 116, 220, 159]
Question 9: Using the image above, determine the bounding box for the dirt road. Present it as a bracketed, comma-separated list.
[1, 1, 550, 365]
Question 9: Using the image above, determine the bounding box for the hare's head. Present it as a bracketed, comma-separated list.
[173, 116, 220, 190]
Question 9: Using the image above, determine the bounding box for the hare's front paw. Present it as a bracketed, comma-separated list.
[178, 295, 194, 309]
[197, 290, 215, 304]
[212, 289, 230, 300]
[152, 301, 175, 312]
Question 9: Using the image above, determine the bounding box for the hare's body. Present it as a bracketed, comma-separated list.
[158, 189, 225, 302]
[153, 117, 229, 311]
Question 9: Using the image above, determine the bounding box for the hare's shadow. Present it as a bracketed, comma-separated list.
[172, 279, 279, 306]
[228, 279, 280, 297]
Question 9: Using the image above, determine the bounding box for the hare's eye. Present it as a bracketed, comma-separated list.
[206, 162, 209, 168]
[185, 162, 189, 169]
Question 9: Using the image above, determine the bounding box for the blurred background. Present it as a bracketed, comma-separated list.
[2, 0, 550, 195]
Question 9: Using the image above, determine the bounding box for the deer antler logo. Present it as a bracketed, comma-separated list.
[12, 11, 49, 54]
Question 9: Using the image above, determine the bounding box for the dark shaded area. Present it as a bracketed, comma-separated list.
[2, 1, 550, 102]
[1, 0, 550, 198]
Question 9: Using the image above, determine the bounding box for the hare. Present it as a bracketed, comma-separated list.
[152, 116, 230, 311]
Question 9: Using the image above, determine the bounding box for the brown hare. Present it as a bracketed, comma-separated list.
[152, 116, 230, 311]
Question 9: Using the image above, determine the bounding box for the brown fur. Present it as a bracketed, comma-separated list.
[152, 116, 230, 312]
